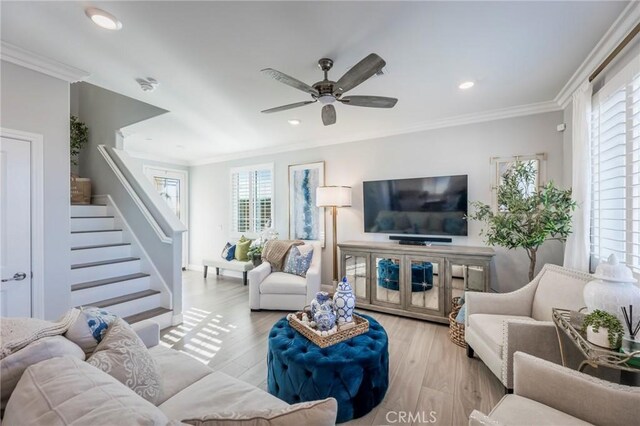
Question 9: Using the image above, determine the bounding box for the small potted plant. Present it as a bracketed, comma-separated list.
[582, 309, 624, 349]
[247, 239, 264, 266]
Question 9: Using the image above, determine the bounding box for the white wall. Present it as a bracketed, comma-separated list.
[0, 61, 71, 319]
[190, 111, 566, 292]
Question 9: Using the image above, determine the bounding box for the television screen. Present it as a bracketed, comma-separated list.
[363, 175, 468, 236]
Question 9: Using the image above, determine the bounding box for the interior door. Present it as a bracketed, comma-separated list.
[143, 166, 188, 268]
[0, 137, 32, 317]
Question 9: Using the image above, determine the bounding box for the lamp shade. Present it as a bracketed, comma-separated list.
[316, 186, 352, 207]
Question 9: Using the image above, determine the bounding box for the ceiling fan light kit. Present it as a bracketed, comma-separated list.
[261, 53, 398, 126]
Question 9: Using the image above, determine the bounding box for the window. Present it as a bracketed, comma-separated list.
[591, 58, 640, 274]
[231, 164, 273, 235]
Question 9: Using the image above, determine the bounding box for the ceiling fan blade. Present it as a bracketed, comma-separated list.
[261, 68, 319, 96]
[261, 100, 316, 114]
[335, 53, 386, 94]
[339, 95, 398, 108]
[322, 104, 336, 126]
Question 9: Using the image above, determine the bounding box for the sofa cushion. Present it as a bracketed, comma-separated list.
[181, 397, 337, 426]
[65, 307, 119, 355]
[531, 269, 589, 321]
[159, 371, 288, 420]
[260, 272, 306, 295]
[149, 345, 213, 404]
[283, 246, 314, 278]
[3, 356, 169, 426]
[468, 314, 534, 357]
[489, 395, 592, 426]
[0, 336, 85, 409]
[87, 318, 162, 404]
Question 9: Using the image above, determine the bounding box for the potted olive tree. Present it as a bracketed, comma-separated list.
[467, 161, 576, 281]
[70, 116, 90, 204]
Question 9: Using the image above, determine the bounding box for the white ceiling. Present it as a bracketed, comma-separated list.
[1, 1, 629, 164]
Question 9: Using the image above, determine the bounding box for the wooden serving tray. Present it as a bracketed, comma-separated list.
[288, 311, 369, 348]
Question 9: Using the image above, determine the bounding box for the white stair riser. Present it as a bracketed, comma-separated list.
[103, 294, 162, 318]
[147, 311, 173, 329]
[71, 217, 115, 232]
[72, 276, 150, 307]
[70, 205, 107, 217]
[71, 260, 141, 284]
[71, 245, 131, 264]
[71, 231, 123, 246]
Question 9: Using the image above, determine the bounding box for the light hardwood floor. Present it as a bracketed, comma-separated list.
[160, 271, 504, 425]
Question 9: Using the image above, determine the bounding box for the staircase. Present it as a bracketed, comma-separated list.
[70, 204, 172, 326]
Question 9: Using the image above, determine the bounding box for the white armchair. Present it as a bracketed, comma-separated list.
[465, 264, 593, 390]
[248, 242, 322, 311]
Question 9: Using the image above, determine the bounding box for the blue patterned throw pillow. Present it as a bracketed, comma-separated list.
[83, 307, 118, 343]
[283, 246, 314, 277]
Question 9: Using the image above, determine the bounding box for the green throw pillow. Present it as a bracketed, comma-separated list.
[235, 236, 251, 261]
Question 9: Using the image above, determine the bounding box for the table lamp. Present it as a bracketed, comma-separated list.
[316, 186, 352, 284]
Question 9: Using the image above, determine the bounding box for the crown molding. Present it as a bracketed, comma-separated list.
[554, 2, 640, 109]
[0, 41, 89, 83]
[189, 100, 561, 166]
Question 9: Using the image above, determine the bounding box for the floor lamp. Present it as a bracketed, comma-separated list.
[316, 186, 352, 285]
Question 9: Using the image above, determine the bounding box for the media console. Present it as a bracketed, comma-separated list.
[338, 241, 495, 323]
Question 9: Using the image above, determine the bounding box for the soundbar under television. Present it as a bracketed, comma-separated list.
[363, 175, 468, 236]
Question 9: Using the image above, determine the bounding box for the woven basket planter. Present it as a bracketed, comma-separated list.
[448, 297, 466, 348]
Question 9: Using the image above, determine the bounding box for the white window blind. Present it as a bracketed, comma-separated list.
[591, 57, 640, 275]
[231, 164, 273, 235]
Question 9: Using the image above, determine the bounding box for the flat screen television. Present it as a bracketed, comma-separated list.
[363, 175, 468, 236]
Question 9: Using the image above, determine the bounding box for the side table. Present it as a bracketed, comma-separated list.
[552, 308, 640, 386]
[267, 314, 389, 423]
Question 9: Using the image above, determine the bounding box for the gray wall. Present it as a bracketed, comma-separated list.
[190, 111, 566, 292]
[0, 61, 71, 319]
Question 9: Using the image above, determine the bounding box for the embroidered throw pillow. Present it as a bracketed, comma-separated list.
[65, 306, 118, 355]
[87, 319, 162, 404]
[283, 245, 314, 277]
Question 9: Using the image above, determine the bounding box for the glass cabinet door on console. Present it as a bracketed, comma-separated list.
[447, 260, 490, 314]
[372, 254, 403, 308]
[404, 256, 444, 316]
[342, 251, 369, 304]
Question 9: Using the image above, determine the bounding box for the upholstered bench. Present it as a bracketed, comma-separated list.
[267, 314, 389, 423]
[202, 259, 253, 285]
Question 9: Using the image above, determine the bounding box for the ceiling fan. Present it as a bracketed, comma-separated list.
[260, 53, 398, 126]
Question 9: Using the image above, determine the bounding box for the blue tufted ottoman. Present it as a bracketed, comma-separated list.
[267, 314, 389, 423]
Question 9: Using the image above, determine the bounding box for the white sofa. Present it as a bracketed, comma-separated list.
[469, 352, 640, 426]
[248, 242, 321, 311]
[1, 320, 337, 425]
[465, 264, 593, 390]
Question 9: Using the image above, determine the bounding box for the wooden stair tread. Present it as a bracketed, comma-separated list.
[79, 289, 160, 309]
[71, 273, 150, 291]
[124, 307, 172, 324]
[71, 229, 122, 234]
[71, 257, 140, 269]
[71, 243, 131, 251]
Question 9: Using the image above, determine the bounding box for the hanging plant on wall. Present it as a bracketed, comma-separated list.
[467, 161, 576, 281]
[70, 115, 89, 166]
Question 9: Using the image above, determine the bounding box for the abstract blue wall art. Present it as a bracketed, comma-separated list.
[289, 161, 325, 247]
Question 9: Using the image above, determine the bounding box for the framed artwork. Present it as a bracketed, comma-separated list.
[491, 153, 547, 212]
[288, 161, 325, 247]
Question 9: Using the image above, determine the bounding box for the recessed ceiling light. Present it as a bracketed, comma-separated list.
[288, 119, 301, 126]
[458, 81, 475, 90]
[176, 145, 185, 149]
[85, 7, 122, 30]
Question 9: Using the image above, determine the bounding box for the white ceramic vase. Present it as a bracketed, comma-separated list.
[586, 325, 619, 349]
[583, 254, 640, 327]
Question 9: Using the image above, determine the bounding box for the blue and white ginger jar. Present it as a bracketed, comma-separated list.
[310, 291, 332, 318]
[333, 277, 356, 324]
[314, 303, 336, 332]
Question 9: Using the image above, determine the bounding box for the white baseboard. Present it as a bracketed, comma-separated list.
[187, 264, 205, 272]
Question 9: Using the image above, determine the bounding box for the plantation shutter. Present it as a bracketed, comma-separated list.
[591, 57, 640, 275]
[231, 165, 273, 234]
